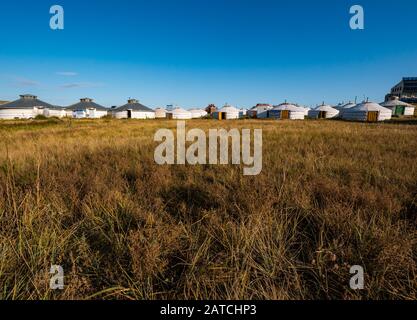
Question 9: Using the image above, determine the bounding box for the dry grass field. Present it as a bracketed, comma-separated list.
[0, 117, 416, 300]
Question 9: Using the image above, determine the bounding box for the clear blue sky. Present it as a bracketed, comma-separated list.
[1, 0, 416, 108]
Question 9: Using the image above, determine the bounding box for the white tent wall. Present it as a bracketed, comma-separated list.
[213, 105, 241, 120]
[131, 111, 155, 119]
[341, 102, 392, 122]
[404, 107, 415, 116]
[377, 110, 392, 121]
[167, 108, 193, 120]
[87, 109, 108, 118]
[73, 110, 87, 118]
[114, 110, 155, 119]
[342, 110, 392, 121]
[269, 104, 306, 120]
[0, 108, 35, 119]
[155, 109, 167, 119]
[189, 109, 208, 119]
[44, 109, 67, 118]
[308, 105, 340, 119]
[269, 110, 305, 120]
[65, 110, 73, 117]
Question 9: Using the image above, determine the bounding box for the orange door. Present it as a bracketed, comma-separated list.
[367, 112, 378, 122]
[281, 110, 290, 119]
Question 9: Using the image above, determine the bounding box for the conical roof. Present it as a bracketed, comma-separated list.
[169, 107, 191, 115]
[67, 98, 107, 111]
[350, 101, 390, 112]
[314, 103, 339, 112]
[0, 94, 55, 110]
[380, 98, 414, 108]
[272, 103, 305, 111]
[114, 99, 153, 112]
[219, 104, 240, 113]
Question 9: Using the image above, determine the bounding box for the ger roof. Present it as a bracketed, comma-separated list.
[348, 101, 391, 112]
[66, 98, 107, 111]
[219, 105, 240, 113]
[114, 99, 154, 112]
[313, 104, 339, 112]
[0, 94, 55, 110]
[272, 103, 305, 111]
[380, 98, 414, 108]
[168, 107, 191, 114]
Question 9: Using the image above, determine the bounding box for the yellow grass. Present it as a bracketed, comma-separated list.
[0, 118, 416, 300]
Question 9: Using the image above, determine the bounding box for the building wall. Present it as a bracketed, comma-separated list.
[0, 108, 35, 119]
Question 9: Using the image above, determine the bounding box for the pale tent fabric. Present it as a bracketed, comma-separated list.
[154, 108, 167, 119]
[212, 105, 241, 119]
[335, 102, 357, 117]
[342, 101, 392, 122]
[269, 103, 305, 120]
[44, 107, 67, 118]
[335, 102, 356, 110]
[189, 109, 208, 119]
[308, 104, 340, 119]
[298, 105, 311, 116]
[167, 107, 193, 120]
[380, 98, 415, 116]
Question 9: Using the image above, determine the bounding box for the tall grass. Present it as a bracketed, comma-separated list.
[0, 118, 416, 300]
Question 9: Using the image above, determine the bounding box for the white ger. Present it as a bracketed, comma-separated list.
[341, 101, 392, 122]
[308, 103, 340, 119]
[113, 99, 155, 119]
[67, 98, 108, 119]
[189, 108, 208, 119]
[166, 107, 193, 120]
[380, 97, 415, 117]
[269, 103, 306, 120]
[212, 104, 241, 120]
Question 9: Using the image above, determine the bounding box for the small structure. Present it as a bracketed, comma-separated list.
[189, 108, 208, 119]
[67, 98, 108, 119]
[212, 104, 241, 120]
[166, 107, 192, 120]
[239, 108, 248, 118]
[0, 94, 57, 119]
[247, 104, 273, 119]
[154, 108, 167, 119]
[380, 97, 415, 117]
[341, 101, 392, 122]
[205, 104, 217, 115]
[269, 103, 306, 120]
[44, 106, 68, 118]
[334, 102, 356, 118]
[308, 103, 340, 119]
[113, 99, 155, 119]
[297, 105, 310, 116]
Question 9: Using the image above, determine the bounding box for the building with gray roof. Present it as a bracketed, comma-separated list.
[113, 99, 155, 119]
[0, 94, 65, 119]
[67, 98, 108, 118]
